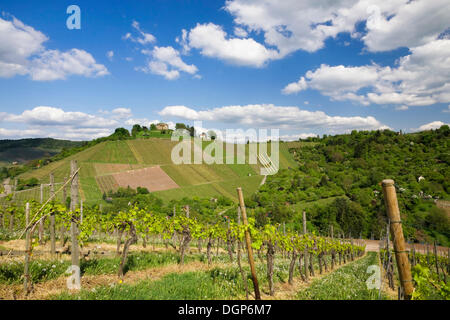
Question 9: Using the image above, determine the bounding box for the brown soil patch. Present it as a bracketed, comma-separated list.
[112, 166, 179, 192]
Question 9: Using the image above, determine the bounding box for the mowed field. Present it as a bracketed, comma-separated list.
[5, 138, 298, 205]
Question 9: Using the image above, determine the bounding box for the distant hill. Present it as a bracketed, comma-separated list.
[0, 138, 84, 165]
[3, 138, 296, 204]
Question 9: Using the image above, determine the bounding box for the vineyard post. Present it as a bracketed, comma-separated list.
[50, 173, 56, 255]
[80, 200, 83, 225]
[303, 211, 309, 281]
[433, 240, 440, 280]
[24, 202, 31, 294]
[381, 179, 413, 300]
[10, 179, 17, 232]
[60, 176, 67, 245]
[70, 160, 80, 285]
[237, 206, 249, 300]
[237, 187, 261, 300]
[38, 184, 44, 244]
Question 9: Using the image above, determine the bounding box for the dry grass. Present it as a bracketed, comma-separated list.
[0, 260, 224, 300]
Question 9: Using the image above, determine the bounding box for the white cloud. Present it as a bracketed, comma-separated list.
[362, 0, 450, 52]
[29, 49, 109, 81]
[159, 104, 389, 133]
[443, 105, 450, 113]
[0, 128, 44, 138]
[395, 105, 409, 111]
[0, 15, 108, 80]
[187, 23, 280, 67]
[3, 106, 118, 128]
[233, 27, 248, 38]
[413, 121, 448, 132]
[282, 39, 450, 107]
[111, 108, 132, 120]
[175, 29, 190, 54]
[106, 51, 114, 61]
[282, 77, 308, 95]
[124, 20, 156, 45]
[224, 0, 450, 55]
[139, 46, 198, 80]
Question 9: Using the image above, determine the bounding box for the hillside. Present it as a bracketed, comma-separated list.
[5, 138, 297, 204]
[247, 126, 450, 246]
[0, 138, 84, 165]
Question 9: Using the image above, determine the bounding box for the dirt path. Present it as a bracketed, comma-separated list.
[0, 260, 226, 300]
[363, 239, 448, 256]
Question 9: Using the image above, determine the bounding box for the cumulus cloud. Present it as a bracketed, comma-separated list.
[187, 23, 280, 67]
[159, 104, 389, 133]
[0, 106, 150, 140]
[413, 121, 448, 132]
[0, 15, 108, 80]
[3, 106, 118, 128]
[282, 77, 308, 95]
[282, 39, 450, 107]
[139, 46, 198, 80]
[224, 0, 450, 55]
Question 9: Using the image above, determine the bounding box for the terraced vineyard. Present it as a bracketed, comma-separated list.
[2, 139, 297, 205]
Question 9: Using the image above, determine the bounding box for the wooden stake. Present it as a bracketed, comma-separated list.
[24, 202, 31, 293]
[303, 211, 309, 281]
[381, 179, 413, 299]
[50, 173, 56, 255]
[237, 187, 261, 300]
[38, 184, 44, 244]
[70, 160, 80, 285]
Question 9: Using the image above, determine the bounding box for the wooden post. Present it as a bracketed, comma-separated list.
[38, 184, 44, 244]
[70, 160, 80, 285]
[24, 202, 31, 293]
[80, 200, 83, 225]
[50, 173, 56, 255]
[433, 240, 440, 280]
[237, 187, 261, 300]
[303, 211, 309, 281]
[63, 176, 67, 208]
[381, 179, 413, 299]
[236, 206, 249, 300]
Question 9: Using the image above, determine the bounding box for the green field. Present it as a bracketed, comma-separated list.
[4, 138, 297, 205]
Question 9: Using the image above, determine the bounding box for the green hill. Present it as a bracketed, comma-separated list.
[6, 138, 297, 204]
[0, 138, 84, 165]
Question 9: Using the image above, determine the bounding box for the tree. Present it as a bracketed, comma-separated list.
[176, 123, 187, 130]
[150, 123, 157, 131]
[111, 128, 131, 140]
[131, 124, 143, 137]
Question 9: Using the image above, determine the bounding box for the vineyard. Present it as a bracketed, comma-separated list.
[1, 139, 299, 205]
[0, 130, 449, 300]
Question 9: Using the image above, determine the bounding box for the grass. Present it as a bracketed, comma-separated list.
[52, 248, 344, 300]
[296, 252, 389, 300]
[0, 251, 200, 285]
[54, 270, 238, 300]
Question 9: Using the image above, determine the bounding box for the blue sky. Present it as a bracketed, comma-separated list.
[0, 0, 449, 140]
